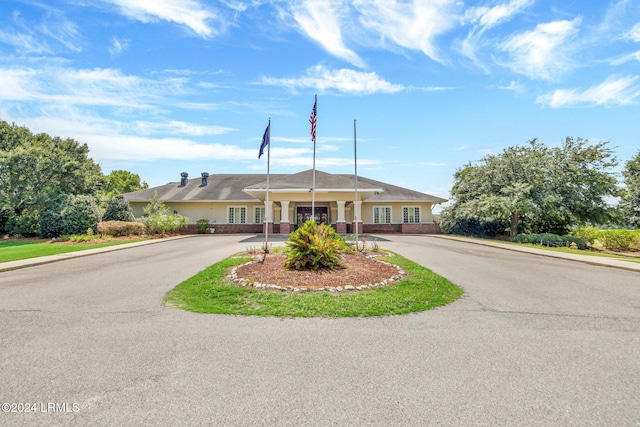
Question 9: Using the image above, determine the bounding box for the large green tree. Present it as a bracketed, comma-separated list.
[620, 150, 640, 227]
[104, 169, 148, 197]
[0, 121, 105, 235]
[441, 137, 619, 239]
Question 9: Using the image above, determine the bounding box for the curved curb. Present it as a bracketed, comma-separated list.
[429, 235, 640, 273]
[0, 235, 197, 273]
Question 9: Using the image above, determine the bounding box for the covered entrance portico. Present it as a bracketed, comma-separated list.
[243, 170, 383, 235]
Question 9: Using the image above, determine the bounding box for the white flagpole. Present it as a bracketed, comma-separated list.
[265, 118, 271, 247]
[311, 94, 317, 221]
[354, 119, 358, 245]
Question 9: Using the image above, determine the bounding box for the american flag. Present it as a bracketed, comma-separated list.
[309, 96, 317, 143]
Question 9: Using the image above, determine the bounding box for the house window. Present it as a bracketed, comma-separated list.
[228, 206, 247, 224]
[402, 206, 420, 224]
[373, 206, 391, 224]
[254, 206, 265, 224]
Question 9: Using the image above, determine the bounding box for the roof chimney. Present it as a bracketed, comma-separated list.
[180, 172, 188, 187]
[201, 172, 209, 187]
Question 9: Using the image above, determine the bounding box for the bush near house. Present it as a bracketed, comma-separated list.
[196, 219, 210, 234]
[97, 221, 146, 237]
[102, 195, 134, 222]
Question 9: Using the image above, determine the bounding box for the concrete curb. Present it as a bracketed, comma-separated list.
[430, 234, 640, 273]
[3, 233, 639, 274]
[0, 235, 197, 273]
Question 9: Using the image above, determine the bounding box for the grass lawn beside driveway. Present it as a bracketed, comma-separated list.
[0, 239, 148, 263]
[164, 252, 463, 317]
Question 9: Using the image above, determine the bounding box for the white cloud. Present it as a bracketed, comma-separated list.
[499, 17, 582, 80]
[462, 0, 533, 67]
[109, 36, 130, 57]
[259, 64, 403, 94]
[624, 22, 640, 42]
[536, 75, 640, 107]
[290, 0, 364, 67]
[103, 0, 224, 38]
[0, 10, 83, 54]
[608, 49, 640, 65]
[0, 65, 186, 110]
[465, 0, 533, 29]
[490, 80, 524, 93]
[37, 12, 84, 53]
[353, 0, 460, 64]
[134, 120, 236, 136]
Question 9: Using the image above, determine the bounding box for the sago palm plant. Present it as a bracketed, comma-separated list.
[284, 219, 347, 270]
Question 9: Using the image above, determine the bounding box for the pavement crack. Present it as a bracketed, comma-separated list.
[473, 299, 638, 322]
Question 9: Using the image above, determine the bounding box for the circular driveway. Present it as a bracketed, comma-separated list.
[0, 235, 638, 426]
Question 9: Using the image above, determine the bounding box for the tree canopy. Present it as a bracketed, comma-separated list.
[440, 137, 620, 238]
[104, 169, 148, 198]
[620, 150, 640, 227]
[0, 121, 106, 235]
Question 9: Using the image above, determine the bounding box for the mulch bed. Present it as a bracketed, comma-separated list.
[234, 252, 400, 289]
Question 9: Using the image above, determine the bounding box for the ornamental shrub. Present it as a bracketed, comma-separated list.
[141, 213, 188, 235]
[513, 233, 586, 249]
[139, 192, 188, 235]
[39, 201, 64, 238]
[103, 195, 134, 222]
[97, 221, 145, 236]
[597, 229, 640, 250]
[196, 219, 210, 234]
[8, 211, 40, 237]
[284, 219, 347, 271]
[60, 195, 101, 236]
[570, 226, 601, 246]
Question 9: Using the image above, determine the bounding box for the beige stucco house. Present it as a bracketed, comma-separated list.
[124, 169, 446, 234]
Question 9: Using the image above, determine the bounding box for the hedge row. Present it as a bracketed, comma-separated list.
[596, 229, 640, 250]
[97, 221, 146, 237]
[513, 233, 587, 249]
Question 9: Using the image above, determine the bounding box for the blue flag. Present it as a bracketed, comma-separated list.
[258, 124, 269, 159]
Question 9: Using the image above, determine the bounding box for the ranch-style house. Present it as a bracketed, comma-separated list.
[124, 169, 447, 234]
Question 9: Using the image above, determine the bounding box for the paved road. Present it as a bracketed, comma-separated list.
[0, 235, 638, 426]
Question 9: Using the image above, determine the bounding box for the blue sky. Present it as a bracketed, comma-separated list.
[1, 0, 639, 208]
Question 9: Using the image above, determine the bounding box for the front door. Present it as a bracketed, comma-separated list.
[296, 207, 329, 227]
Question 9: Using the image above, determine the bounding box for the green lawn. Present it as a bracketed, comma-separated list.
[450, 235, 640, 264]
[0, 239, 148, 263]
[495, 240, 640, 264]
[163, 253, 463, 317]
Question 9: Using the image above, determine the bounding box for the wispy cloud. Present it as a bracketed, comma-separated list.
[498, 17, 582, 80]
[353, 0, 460, 64]
[623, 22, 640, 42]
[461, 0, 533, 68]
[0, 9, 84, 55]
[109, 36, 130, 57]
[290, 0, 364, 67]
[102, 0, 225, 38]
[134, 120, 237, 136]
[536, 75, 640, 107]
[259, 64, 403, 94]
[465, 0, 534, 30]
[0, 65, 187, 110]
[489, 80, 524, 93]
[608, 50, 640, 66]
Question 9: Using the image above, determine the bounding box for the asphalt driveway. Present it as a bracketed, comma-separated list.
[0, 235, 638, 426]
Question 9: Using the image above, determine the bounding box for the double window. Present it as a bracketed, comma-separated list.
[228, 206, 247, 224]
[254, 206, 265, 224]
[402, 206, 420, 224]
[373, 206, 391, 224]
